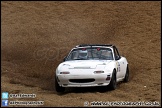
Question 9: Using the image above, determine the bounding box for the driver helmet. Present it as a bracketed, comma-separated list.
[78, 50, 88, 59]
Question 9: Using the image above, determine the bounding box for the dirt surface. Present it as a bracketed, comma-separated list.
[1, 1, 161, 107]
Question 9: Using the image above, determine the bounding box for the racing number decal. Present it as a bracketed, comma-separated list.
[118, 62, 120, 72]
[116, 62, 120, 72]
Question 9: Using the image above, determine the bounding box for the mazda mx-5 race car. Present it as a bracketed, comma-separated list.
[55, 44, 129, 92]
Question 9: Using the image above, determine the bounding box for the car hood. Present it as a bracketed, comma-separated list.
[60, 60, 113, 69]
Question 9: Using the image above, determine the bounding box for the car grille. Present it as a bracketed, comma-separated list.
[69, 79, 95, 83]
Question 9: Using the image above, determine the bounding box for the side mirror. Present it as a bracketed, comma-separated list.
[115, 55, 121, 60]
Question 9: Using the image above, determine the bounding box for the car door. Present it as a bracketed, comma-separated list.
[113, 46, 124, 79]
[117, 57, 126, 78]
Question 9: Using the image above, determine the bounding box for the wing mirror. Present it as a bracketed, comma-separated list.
[115, 55, 121, 60]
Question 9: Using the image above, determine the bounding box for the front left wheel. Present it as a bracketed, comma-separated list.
[55, 78, 65, 92]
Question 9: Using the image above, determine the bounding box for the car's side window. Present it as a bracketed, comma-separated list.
[113, 46, 120, 60]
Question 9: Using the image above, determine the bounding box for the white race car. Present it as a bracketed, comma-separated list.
[55, 44, 129, 92]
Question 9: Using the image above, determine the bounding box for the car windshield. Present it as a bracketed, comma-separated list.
[66, 47, 113, 61]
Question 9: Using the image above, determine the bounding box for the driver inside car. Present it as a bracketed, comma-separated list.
[78, 50, 88, 59]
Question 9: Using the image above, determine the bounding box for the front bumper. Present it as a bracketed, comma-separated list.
[56, 73, 111, 87]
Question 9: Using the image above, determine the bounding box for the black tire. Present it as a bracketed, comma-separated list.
[108, 70, 117, 90]
[55, 78, 65, 92]
[123, 66, 129, 82]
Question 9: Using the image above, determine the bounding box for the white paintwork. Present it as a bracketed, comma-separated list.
[56, 56, 128, 87]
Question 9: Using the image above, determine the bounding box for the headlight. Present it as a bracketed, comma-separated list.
[60, 72, 70, 74]
[94, 71, 104, 74]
